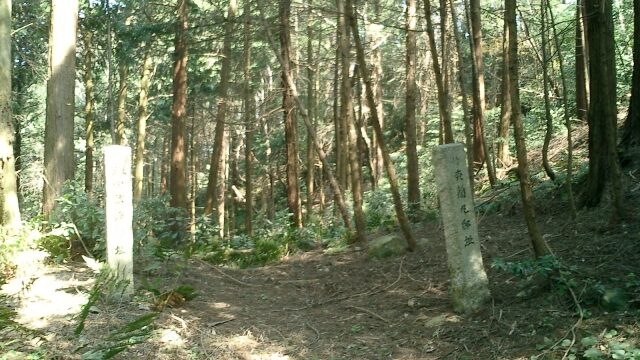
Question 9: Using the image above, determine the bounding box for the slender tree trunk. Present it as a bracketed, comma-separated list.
[620, 0, 640, 153]
[257, 1, 353, 231]
[369, 0, 384, 188]
[280, 0, 303, 228]
[496, 9, 511, 169]
[106, 0, 115, 143]
[468, 0, 496, 185]
[169, 0, 189, 212]
[83, 29, 95, 195]
[42, 0, 78, 219]
[540, 0, 556, 181]
[133, 47, 153, 205]
[423, 0, 454, 143]
[189, 107, 197, 243]
[341, 0, 366, 244]
[204, 0, 236, 219]
[336, 0, 348, 192]
[0, 0, 20, 229]
[450, 0, 474, 188]
[243, 0, 254, 236]
[160, 130, 169, 195]
[547, 0, 577, 220]
[583, 0, 624, 216]
[575, 0, 589, 122]
[348, 2, 417, 251]
[115, 62, 128, 145]
[405, 0, 421, 218]
[506, 0, 549, 258]
[306, 0, 315, 221]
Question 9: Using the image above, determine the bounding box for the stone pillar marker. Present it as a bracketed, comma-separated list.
[104, 145, 134, 298]
[432, 143, 490, 313]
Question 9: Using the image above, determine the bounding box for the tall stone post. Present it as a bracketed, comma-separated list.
[104, 145, 134, 298]
[432, 143, 490, 313]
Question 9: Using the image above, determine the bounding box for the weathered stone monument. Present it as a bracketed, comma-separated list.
[432, 143, 490, 313]
[104, 145, 134, 298]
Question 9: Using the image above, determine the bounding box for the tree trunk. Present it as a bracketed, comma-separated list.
[405, 0, 421, 218]
[42, 0, 78, 219]
[243, 0, 254, 236]
[620, 0, 640, 154]
[306, 0, 315, 221]
[203, 0, 236, 219]
[450, 0, 474, 188]
[169, 0, 189, 211]
[583, 0, 624, 216]
[115, 62, 128, 145]
[348, 2, 417, 251]
[341, 0, 366, 244]
[257, 1, 353, 232]
[0, 0, 20, 229]
[106, 0, 115, 143]
[540, 0, 556, 181]
[496, 8, 511, 169]
[547, 0, 577, 220]
[369, 0, 384, 188]
[467, 0, 496, 185]
[575, 0, 589, 122]
[83, 29, 95, 195]
[336, 0, 348, 192]
[280, 0, 302, 228]
[133, 47, 153, 205]
[160, 130, 169, 195]
[506, 0, 549, 258]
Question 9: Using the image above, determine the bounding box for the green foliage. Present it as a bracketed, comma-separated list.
[74, 270, 157, 359]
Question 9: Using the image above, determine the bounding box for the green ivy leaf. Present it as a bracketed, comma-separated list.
[583, 348, 604, 359]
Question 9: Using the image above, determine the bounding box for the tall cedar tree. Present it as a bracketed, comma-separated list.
[82, 28, 95, 195]
[575, 0, 589, 122]
[42, 0, 78, 219]
[468, 0, 496, 186]
[244, 0, 254, 235]
[405, 0, 421, 216]
[347, 1, 417, 250]
[506, 0, 549, 257]
[582, 0, 624, 215]
[169, 0, 188, 210]
[620, 0, 640, 155]
[133, 47, 153, 204]
[0, 0, 21, 228]
[203, 0, 236, 238]
[280, 0, 302, 227]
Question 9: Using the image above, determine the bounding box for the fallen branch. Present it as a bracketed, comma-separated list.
[194, 259, 257, 287]
[348, 305, 389, 323]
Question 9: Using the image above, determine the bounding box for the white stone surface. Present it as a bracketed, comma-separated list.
[432, 143, 490, 313]
[104, 145, 134, 298]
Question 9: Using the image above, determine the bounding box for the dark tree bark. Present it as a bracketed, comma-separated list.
[280, 0, 302, 228]
[243, 0, 254, 236]
[82, 29, 95, 195]
[406, 0, 421, 217]
[115, 62, 128, 145]
[467, 0, 496, 185]
[620, 0, 640, 154]
[169, 0, 189, 211]
[583, 0, 624, 216]
[540, 0, 556, 181]
[305, 0, 315, 222]
[450, 0, 474, 187]
[547, 1, 577, 219]
[203, 0, 235, 223]
[348, 2, 417, 251]
[575, 0, 589, 122]
[506, 0, 549, 258]
[43, 0, 78, 219]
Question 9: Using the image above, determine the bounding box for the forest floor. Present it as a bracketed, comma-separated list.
[2, 187, 640, 360]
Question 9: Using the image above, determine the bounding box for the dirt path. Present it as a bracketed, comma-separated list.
[2, 196, 640, 359]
